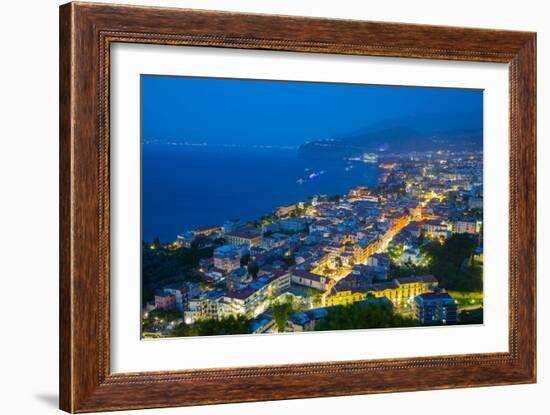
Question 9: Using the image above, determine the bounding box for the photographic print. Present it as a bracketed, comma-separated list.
[140, 75, 484, 339]
[59, 5, 537, 410]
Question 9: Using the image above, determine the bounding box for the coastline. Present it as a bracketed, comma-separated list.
[141, 144, 382, 242]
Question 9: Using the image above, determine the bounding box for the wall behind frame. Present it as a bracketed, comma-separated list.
[0, 1, 545, 415]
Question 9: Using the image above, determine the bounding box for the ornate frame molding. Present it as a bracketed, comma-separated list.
[60, 2, 536, 412]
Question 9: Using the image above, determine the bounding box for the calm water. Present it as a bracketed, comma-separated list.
[142, 145, 381, 242]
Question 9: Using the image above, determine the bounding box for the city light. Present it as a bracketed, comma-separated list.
[144, 148, 483, 337]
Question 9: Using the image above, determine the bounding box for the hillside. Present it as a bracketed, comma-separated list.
[297, 124, 482, 160]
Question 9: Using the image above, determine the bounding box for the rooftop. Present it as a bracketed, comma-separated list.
[291, 270, 324, 282]
[195, 224, 222, 232]
[225, 227, 262, 239]
[396, 275, 439, 284]
[416, 292, 455, 302]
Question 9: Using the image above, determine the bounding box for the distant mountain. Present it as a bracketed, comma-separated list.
[353, 112, 482, 136]
[298, 128, 482, 160]
[297, 113, 483, 160]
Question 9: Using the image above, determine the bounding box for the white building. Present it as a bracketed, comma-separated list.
[184, 289, 225, 324]
[224, 271, 291, 319]
[291, 270, 329, 291]
[213, 244, 247, 272]
[163, 288, 184, 311]
[452, 220, 481, 235]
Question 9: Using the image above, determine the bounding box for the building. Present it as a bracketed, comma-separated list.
[291, 270, 330, 291]
[309, 219, 333, 233]
[259, 233, 288, 250]
[224, 227, 263, 247]
[287, 307, 330, 332]
[452, 219, 481, 235]
[279, 218, 308, 232]
[468, 197, 483, 210]
[366, 253, 390, 270]
[354, 236, 380, 263]
[275, 204, 297, 218]
[154, 292, 176, 311]
[394, 275, 438, 305]
[184, 289, 225, 324]
[422, 219, 451, 239]
[403, 221, 422, 238]
[223, 288, 263, 318]
[193, 224, 223, 237]
[223, 218, 244, 233]
[226, 267, 251, 291]
[185, 271, 291, 323]
[181, 282, 201, 308]
[414, 292, 458, 325]
[175, 231, 194, 248]
[326, 275, 438, 307]
[348, 186, 371, 198]
[213, 244, 247, 272]
[249, 315, 277, 334]
[346, 264, 386, 285]
[387, 213, 409, 232]
[263, 270, 292, 298]
[224, 271, 291, 318]
[203, 268, 225, 281]
[162, 288, 184, 311]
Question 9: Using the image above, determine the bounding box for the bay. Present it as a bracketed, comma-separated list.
[142, 144, 381, 242]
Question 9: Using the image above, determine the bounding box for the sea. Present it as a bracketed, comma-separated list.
[142, 144, 381, 243]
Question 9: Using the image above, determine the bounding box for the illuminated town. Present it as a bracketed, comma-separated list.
[142, 148, 484, 338]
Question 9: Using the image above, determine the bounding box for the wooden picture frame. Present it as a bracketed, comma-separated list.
[59, 2, 536, 412]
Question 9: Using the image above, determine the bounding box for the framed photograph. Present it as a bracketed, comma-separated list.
[59, 2, 536, 412]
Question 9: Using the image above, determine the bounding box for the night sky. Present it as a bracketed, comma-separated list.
[141, 75, 483, 147]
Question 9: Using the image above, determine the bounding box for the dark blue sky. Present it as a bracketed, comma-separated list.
[141, 75, 483, 147]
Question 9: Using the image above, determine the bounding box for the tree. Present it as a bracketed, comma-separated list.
[459, 308, 483, 325]
[388, 234, 482, 293]
[142, 287, 155, 304]
[191, 234, 209, 249]
[247, 261, 259, 278]
[213, 237, 225, 246]
[272, 301, 294, 333]
[315, 302, 417, 332]
[194, 315, 250, 335]
[142, 243, 214, 288]
[281, 254, 296, 269]
[424, 234, 482, 292]
[152, 237, 161, 249]
[240, 253, 251, 267]
[172, 315, 250, 337]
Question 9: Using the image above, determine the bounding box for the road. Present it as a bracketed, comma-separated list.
[317, 191, 438, 306]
